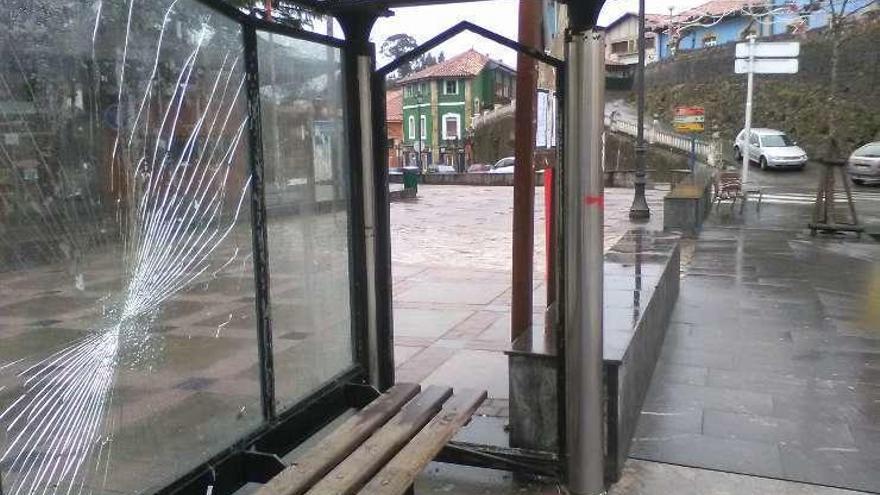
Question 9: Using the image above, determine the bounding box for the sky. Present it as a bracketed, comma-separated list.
[369, 0, 710, 67]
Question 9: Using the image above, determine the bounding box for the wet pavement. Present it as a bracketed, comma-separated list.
[631, 176, 880, 492]
[390, 185, 666, 412]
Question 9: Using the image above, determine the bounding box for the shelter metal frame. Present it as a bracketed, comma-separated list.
[8, 1, 604, 494]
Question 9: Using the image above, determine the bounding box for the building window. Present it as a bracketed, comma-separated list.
[408, 115, 415, 139]
[442, 113, 460, 140]
[420, 115, 427, 139]
[703, 34, 718, 47]
[611, 40, 629, 54]
[474, 97, 480, 113]
[444, 79, 458, 95]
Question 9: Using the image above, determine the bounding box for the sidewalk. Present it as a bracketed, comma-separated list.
[631, 195, 880, 493]
[390, 185, 665, 414]
[394, 184, 880, 494]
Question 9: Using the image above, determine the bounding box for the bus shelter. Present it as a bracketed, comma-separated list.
[0, 1, 607, 494]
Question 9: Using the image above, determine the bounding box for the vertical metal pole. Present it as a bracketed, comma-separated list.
[357, 55, 382, 388]
[689, 136, 696, 172]
[243, 24, 276, 422]
[417, 95, 423, 172]
[629, 0, 650, 220]
[370, 71, 396, 392]
[511, 0, 541, 342]
[742, 34, 755, 184]
[564, 29, 605, 495]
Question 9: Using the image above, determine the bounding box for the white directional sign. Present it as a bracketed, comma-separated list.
[735, 58, 799, 74]
[736, 41, 800, 59]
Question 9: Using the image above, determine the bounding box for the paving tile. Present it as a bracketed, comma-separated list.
[395, 280, 509, 305]
[610, 459, 866, 495]
[659, 346, 736, 370]
[643, 382, 774, 416]
[630, 433, 784, 479]
[393, 345, 423, 366]
[444, 311, 504, 340]
[421, 349, 508, 399]
[633, 409, 703, 438]
[703, 409, 856, 449]
[850, 426, 880, 461]
[651, 362, 709, 386]
[780, 443, 880, 493]
[392, 307, 473, 339]
[771, 394, 880, 430]
[706, 368, 810, 396]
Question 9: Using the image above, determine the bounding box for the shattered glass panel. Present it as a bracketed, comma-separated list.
[0, 1, 262, 493]
[257, 33, 354, 410]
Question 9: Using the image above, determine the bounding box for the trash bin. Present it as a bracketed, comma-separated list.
[402, 167, 419, 192]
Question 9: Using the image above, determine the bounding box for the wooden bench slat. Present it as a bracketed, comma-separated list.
[356, 389, 487, 495]
[303, 386, 453, 495]
[256, 383, 421, 495]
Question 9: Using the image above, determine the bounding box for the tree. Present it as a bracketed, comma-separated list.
[421, 52, 437, 68]
[823, 0, 852, 160]
[381, 33, 420, 78]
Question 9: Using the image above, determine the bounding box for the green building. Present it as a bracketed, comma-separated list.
[399, 49, 516, 171]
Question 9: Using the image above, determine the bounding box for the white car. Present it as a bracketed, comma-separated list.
[847, 142, 880, 185]
[733, 128, 808, 170]
[489, 157, 515, 174]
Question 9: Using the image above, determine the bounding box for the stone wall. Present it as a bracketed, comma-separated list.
[605, 131, 693, 183]
[645, 17, 880, 158]
[471, 107, 516, 164]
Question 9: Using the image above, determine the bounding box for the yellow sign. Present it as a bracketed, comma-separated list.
[674, 122, 704, 133]
[674, 106, 705, 134]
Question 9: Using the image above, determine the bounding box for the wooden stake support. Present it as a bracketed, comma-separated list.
[809, 159, 863, 236]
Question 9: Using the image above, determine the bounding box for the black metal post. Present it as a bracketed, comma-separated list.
[337, 10, 395, 391]
[629, 0, 650, 220]
[371, 70, 396, 393]
[243, 23, 277, 422]
[340, 32, 371, 384]
[417, 92, 424, 172]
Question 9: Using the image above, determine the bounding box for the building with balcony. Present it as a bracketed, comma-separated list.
[398, 49, 516, 171]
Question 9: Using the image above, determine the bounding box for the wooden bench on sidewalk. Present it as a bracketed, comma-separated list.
[255, 383, 486, 495]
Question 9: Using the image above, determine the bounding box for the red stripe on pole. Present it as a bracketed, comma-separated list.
[584, 194, 604, 209]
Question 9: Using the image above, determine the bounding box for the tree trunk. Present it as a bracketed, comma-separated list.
[825, 20, 842, 161]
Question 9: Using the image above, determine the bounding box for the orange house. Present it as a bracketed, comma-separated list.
[385, 88, 403, 168]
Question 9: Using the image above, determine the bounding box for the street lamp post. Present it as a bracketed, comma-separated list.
[629, 0, 651, 220]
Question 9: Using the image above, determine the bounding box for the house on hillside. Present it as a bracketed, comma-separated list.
[385, 87, 403, 168]
[603, 12, 664, 87]
[652, 0, 878, 60]
[398, 49, 516, 171]
[654, 0, 770, 60]
[604, 12, 662, 66]
[767, 0, 878, 36]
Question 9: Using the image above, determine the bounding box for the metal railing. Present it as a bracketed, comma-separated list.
[606, 117, 723, 167]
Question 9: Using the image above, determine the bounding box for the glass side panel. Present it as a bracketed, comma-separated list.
[0, 2, 262, 493]
[257, 32, 355, 411]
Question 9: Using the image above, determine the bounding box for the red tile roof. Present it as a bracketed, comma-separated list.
[680, 0, 752, 18]
[398, 49, 491, 83]
[606, 12, 667, 30]
[645, 13, 668, 27]
[648, 0, 753, 29]
[386, 88, 402, 122]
